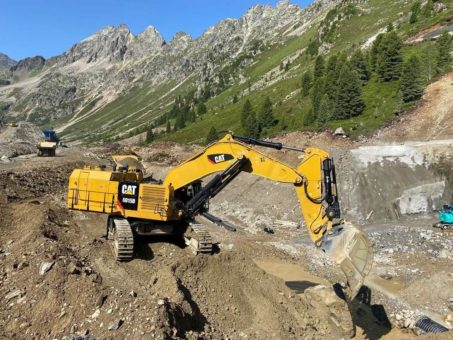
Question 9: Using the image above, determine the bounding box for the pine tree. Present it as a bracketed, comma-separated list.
[201, 85, 211, 101]
[197, 102, 207, 115]
[370, 34, 384, 71]
[313, 55, 325, 79]
[188, 109, 196, 123]
[386, 22, 394, 32]
[307, 39, 319, 57]
[259, 97, 275, 129]
[301, 72, 312, 97]
[175, 111, 186, 130]
[233, 94, 238, 103]
[166, 120, 171, 133]
[241, 99, 254, 128]
[311, 78, 325, 115]
[244, 111, 260, 138]
[436, 31, 452, 75]
[350, 49, 370, 83]
[421, 46, 434, 82]
[302, 108, 316, 127]
[334, 64, 364, 119]
[323, 54, 344, 101]
[326, 54, 338, 73]
[239, 100, 258, 136]
[145, 128, 155, 143]
[410, 1, 421, 24]
[206, 126, 217, 143]
[401, 55, 423, 102]
[376, 31, 403, 82]
[317, 94, 334, 128]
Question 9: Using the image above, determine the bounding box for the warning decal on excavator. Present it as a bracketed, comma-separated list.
[207, 154, 234, 164]
[118, 182, 139, 210]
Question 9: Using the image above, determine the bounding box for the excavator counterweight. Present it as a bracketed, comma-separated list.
[66, 133, 373, 299]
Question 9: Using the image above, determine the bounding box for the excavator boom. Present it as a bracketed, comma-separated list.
[163, 133, 373, 298]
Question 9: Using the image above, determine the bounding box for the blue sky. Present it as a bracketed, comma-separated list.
[0, 0, 312, 61]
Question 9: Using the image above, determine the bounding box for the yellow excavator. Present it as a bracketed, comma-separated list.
[67, 133, 373, 298]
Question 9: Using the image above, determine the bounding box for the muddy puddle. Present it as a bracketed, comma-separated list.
[254, 258, 329, 294]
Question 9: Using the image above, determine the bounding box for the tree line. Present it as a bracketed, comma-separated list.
[205, 96, 276, 143]
[150, 19, 451, 144]
[300, 27, 451, 128]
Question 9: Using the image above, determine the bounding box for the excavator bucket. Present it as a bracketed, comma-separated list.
[321, 222, 373, 300]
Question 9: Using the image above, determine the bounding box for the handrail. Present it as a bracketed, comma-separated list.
[68, 188, 116, 209]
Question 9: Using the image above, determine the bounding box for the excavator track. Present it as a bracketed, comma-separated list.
[184, 222, 213, 255]
[109, 218, 134, 261]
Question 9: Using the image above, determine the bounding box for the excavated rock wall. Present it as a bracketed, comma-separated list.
[337, 140, 453, 222]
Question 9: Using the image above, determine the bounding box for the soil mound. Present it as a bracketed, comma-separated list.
[0, 121, 43, 158]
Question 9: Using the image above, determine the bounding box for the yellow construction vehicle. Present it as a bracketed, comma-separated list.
[37, 129, 60, 157]
[67, 133, 373, 298]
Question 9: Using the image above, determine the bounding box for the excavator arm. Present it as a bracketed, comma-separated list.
[163, 134, 373, 298]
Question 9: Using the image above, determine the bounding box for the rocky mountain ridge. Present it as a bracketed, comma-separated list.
[0, 53, 16, 70]
[0, 0, 335, 132]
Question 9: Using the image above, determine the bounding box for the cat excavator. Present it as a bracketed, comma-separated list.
[67, 133, 373, 298]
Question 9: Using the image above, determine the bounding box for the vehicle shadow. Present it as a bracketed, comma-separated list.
[334, 284, 392, 340]
[285, 280, 321, 293]
[134, 238, 155, 260]
[135, 234, 189, 261]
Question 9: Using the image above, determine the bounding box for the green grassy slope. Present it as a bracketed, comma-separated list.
[58, 0, 452, 144]
[165, 0, 452, 143]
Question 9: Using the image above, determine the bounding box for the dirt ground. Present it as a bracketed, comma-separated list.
[0, 151, 349, 339]
[1, 73, 453, 339]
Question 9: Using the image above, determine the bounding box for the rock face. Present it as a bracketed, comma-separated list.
[0, 121, 43, 158]
[338, 140, 453, 222]
[124, 26, 165, 60]
[56, 25, 134, 65]
[0, 0, 338, 134]
[0, 53, 17, 70]
[10, 56, 45, 73]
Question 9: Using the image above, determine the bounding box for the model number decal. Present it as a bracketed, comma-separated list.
[207, 154, 234, 164]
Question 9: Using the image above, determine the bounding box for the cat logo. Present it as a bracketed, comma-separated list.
[207, 153, 234, 164]
[118, 182, 139, 210]
[121, 184, 137, 195]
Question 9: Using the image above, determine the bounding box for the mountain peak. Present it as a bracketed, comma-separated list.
[61, 24, 134, 64]
[124, 26, 165, 61]
[0, 52, 17, 70]
[136, 25, 164, 44]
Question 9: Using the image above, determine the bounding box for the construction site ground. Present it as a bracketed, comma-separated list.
[1, 73, 452, 339]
